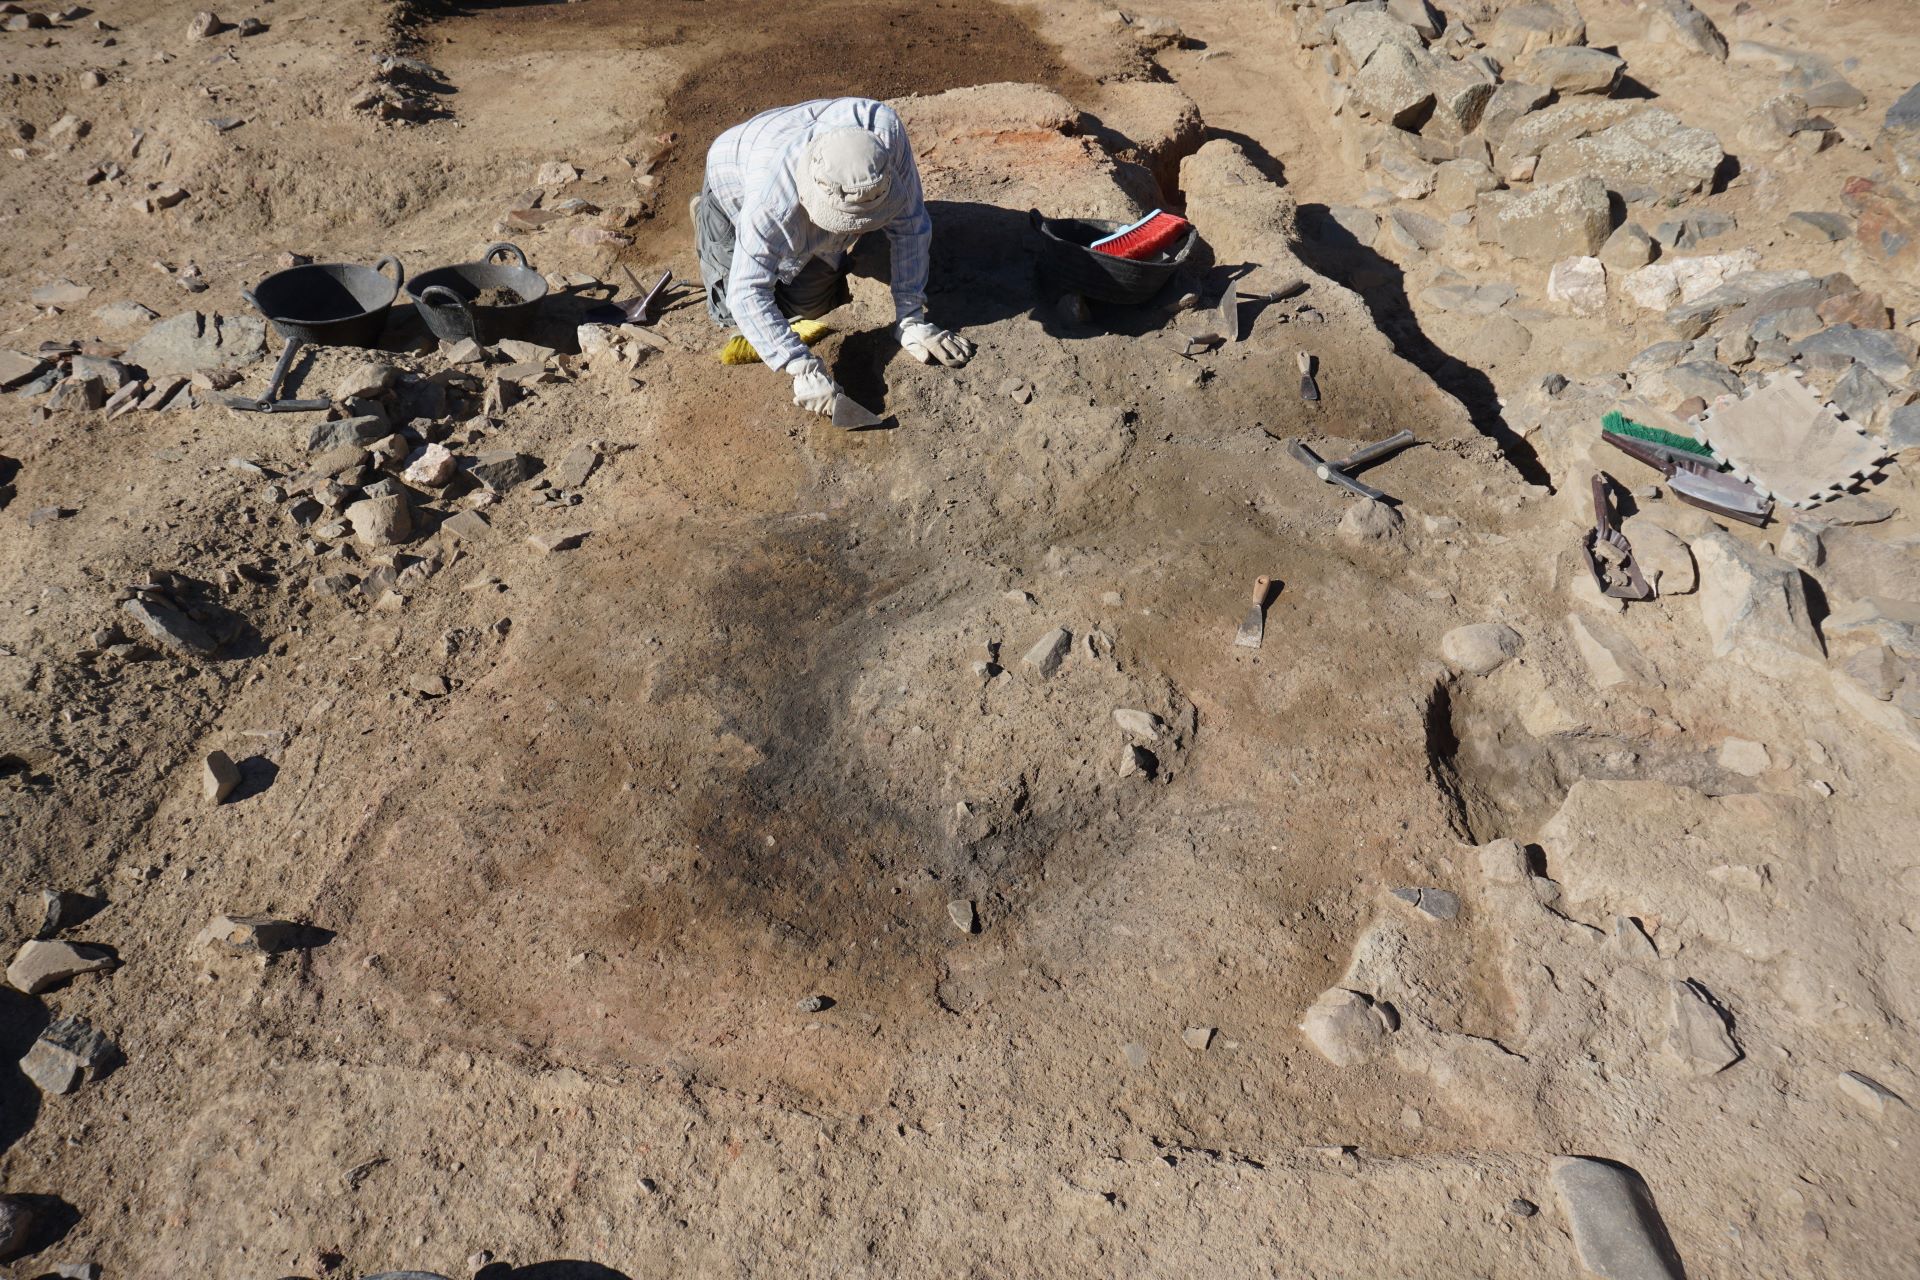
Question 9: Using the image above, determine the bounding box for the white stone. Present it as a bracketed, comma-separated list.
[1717, 737, 1770, 776]
[1299, 987, 1395, 1066]
[1441, 622, 1523, 675]
[1547, 255, 1607, 315]
[1622, 250, 1763, 311]
[402, 443, 456, 488]
[1566, 612, 1649, 689]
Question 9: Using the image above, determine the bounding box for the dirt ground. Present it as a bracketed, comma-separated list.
[4, 0, 1920, 1276]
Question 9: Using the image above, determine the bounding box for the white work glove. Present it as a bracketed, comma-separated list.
[898, 318, 974, 368]
[790, 357, 839, 417]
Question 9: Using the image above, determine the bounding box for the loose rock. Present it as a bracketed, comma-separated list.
[1668, 978, 1740, 1074]
[201, 749, 240, 803]
[1550, 1157, 1685, 1280]
[1022, 627, 1071, 678]
[7, 939, 117, 995]
[1441, 622, 1523, 675]
[20, 1015, 118, 1095]
[1299, 988, 1396, 1066]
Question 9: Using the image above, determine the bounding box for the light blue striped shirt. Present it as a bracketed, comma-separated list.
[705, 97, 931, 372]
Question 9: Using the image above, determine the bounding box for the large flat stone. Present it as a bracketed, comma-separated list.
[121, 311, 265, 376]
[1550, 1157, 1685, 1280]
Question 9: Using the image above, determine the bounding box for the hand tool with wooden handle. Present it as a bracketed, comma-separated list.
[1234, 575, 1273, 649]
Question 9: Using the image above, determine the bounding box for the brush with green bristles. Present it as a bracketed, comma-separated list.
[1601, 410, 1717, 459]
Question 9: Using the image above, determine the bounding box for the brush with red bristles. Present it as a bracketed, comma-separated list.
[1091, 209, 1191, 261]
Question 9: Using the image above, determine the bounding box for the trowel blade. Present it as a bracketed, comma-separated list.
[831, 393, 885, 429]
[1233, 604, 1265, 649]
[1218, 283, 1240, 342]
[1299, 374, 1320, 402]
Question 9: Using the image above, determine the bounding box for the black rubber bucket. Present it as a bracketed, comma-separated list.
[244, 256, 404, 347]
[405, 242, 548, 345]
[1028, 209, 1196, 305]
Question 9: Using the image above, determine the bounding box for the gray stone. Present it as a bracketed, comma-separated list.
[70, 355, 134, 390]
[1832, 363, 1893, 425]
[30, 279, 92, 308]
[1600, 223, 1656, 270]
[35, 889, 102, 940]
[1529, 105, 1724, 204]
[1332, 10, 1423, 71]
[1783, 211, 1851, 243]
[1619, 515, 1695, 594]
[553, 442, 600, 489]
[1550, 1157, 1685, 1280]
[1494, 175, 1612, 262]
[469, 450, 536, 491]
[0, 349, 50, 389]
[1487, 0, 1585, 62]
[122, 597, 217, 658]
[93, 299, 160, 329]
[442, 509, 492, 541]
[306, 415, 387, 452]
[1112, 708, 1162, 739]
[947, 899, 977, 934]
[332, 361, 397, 402]
[1022, 627, 1072, 677]
[50, 375, 106, 412]
[1693, 530, 1824, 676]
[1836, 1070, 1906, 1115]
[346, 495, 412, 547]
[527, 528, 592, 554]
[7, 939, 117, 995]
[1385, 207, 1446, 253]
[1838, 645, 1899, 700]
[1640, 360, 1741, 405]
[1323, 204, 1382, 246]
[1432, 158, 1499, 211]
[20, 1015, 117, 1095]
[1299, 987, 1396, 1066]
[1646, 0, 1726, 59]
[1521, 45, 1624, 95]
[1792, 327, 1916, 382]
[1882, 82, 1920, 182]
[202, 750, 240, 804]
[1669, 978, 1740, 1073]
[1479, 80, 1552, 144]
[1888, 402, 1920, 451]
[121, 311, 265, 376]
[1339, 496, 1405, 541]
[197, 914, 318, 954]
[1353, 41, 1437, 130]
[1385, 0, 1438, 36]
[1566, 613, 1651, 689]
[1441, 622, 1523, 674]
[1419, 280, 1516, 315]
[0, 1195, 32, 1258]
[1390, 886, 1460, 920]
[1613, 916, 1659, 959]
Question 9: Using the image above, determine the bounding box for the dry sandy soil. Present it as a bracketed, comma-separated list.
[3, 0, 1920, 1276]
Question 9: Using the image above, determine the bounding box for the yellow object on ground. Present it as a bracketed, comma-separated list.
[718, 319, 832, 365]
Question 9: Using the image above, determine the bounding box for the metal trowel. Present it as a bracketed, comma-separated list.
[1234, 575, 1274, 648]
[831, 393, 885, 429]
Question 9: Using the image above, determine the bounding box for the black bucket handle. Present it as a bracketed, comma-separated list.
[417, 284, 476, 340]
[484, 242, 531, 270]
[373, 254, 406, 288]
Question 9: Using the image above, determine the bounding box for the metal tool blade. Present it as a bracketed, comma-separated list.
[1671, 468, 1772, 526]
[831, 393, 885, 429]
[1217, 282, 1240, 343]
[1234, 575, 1271, 649]
[1286, 438, 1384, 501]
[1297, 350, 1319, 401]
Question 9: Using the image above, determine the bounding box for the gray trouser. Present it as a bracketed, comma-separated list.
[693, 186, 891, 327]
